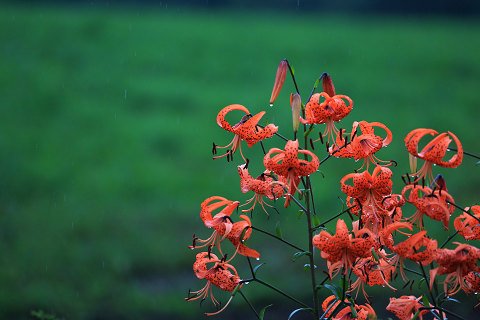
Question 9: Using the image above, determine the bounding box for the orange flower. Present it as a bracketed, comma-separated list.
[430, 243, 480, 295]
[269, 59, 288, 106]
[186, 252, 241, 316]
[341, 166, 401, 231]
[464, 271, 480, 294]
[322, 295, 377, 320]
[191, 196, 259, 258]
[329, 120, 392, 169]
[454, 205, 480, 240]
[301, 94, 353, 142]
[238, 164, 285, 215]
[405, 128, 463, 183]
[402, 184, 455, 229]
[313, 219, 377, 277]
[351, 252, 397, 298]
[263, 140, 319, 207]
[214, 104, 278, 161]
[386, 295, 428, 320]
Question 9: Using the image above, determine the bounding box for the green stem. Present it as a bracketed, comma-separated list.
[313, 206, 357, 230]
[255, 278, 310, 309]
[418, 262, 437, 307]
[440, 230, 459, 248]
[251, 226, 306, 252]
[239, 290, 260, 320]
[304, 191, 320, 319]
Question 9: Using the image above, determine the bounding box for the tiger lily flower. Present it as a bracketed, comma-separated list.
[322, 295, 377, 320]
[313, 219, 378, 277]
[464, 271, 480, 294]
[402, 184, 455, 229]
[380, 222, 437, 280]
[213, 104, 278, 161]
[238, 164, 286, 215]
[386, 295, 429, 320]
[341, 166, 400, 231]
[351, 252, 397, 299]
[186, 252, 241, 316]
[430, 243, 480, 295]
[329, 120, 392, 169]
[405, 128, 463, 184]
[454, 205, 480, 240]
[263, 140, 319, 207]
[300, 74, 353, 143]
[191, 196, 259, 258]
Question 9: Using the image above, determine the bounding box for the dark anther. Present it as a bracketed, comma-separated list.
[406, 173, 412, 184]
[382, 195, 392, 205]
[325, 141, 330, 152]
[409, 280, 415, 291]
[207, 244, 213, 259]
[310, 138, 315, 150]
[212, 142, 217, 155]
[413, 175, 418, 187]
[221, 254, 228, 263]
[245, 158, 250, 169]
[422, 177, 425, 189]
[230, 149, 234, 161]
[339, 128, 344, 141]
[351, 129, 358, 141]
[344, 135, 349, 145]
[401, 175, 408, 185]
[402, 280, 411, 290]
[318, 132, 324, 145]
[389, 159, 398, 167]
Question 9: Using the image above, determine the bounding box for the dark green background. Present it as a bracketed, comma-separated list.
[0, 3, 478, 319]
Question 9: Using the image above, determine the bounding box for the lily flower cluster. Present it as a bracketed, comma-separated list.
[186, 59, 477, 319]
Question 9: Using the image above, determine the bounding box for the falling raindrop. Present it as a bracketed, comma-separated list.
[256, 258, 260, 261]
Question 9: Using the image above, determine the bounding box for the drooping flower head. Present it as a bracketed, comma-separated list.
[430, 243, 480, 295]
[300, 74, 353, 143]
[213, 104, 278, 161]
[322, 295, 377, 320]
[402, 184, 455, 229]
[313, 219, 378, 277]
[191, 196, 260, 258]
[386, 295, 428, 320]
[329, 120, 392, 169]
[454, 205, 480, 240]
[186, 252, 241, 316]
[351, 252, 397, 299]
[237, 164, 286, 215]
[405, 128, 463, 184]
[263, 140, 319, 207]
[341, 166, 401, 231]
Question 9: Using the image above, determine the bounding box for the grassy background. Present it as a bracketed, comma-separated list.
[0, 4, 479, 319]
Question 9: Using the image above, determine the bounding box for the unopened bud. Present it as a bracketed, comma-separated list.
[269, 60, 288, 106]
[321, 73, 336, 96]
[290, 93, 301, 133]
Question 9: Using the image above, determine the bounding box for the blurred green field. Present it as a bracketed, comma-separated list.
[0, 4, 479, 319]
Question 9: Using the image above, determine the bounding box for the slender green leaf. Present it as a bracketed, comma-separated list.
[259, 304, 273, 320]
[275, 221, 283, 239]
[322, 283, 340, 298]
[253, 263, 266, 276]
[312, 214, 321, 228]
[288, 308, 312, 320]
[292, 251, 309, 261]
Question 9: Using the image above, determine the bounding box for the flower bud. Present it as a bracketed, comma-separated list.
[290, 93, 301, 133]
[321, 72, 336, 96]
[269, 60, 288, 106]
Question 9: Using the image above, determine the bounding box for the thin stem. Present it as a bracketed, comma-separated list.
[304, 191, 320, 319]
[251, 226, 306, 252]
[440, 230, 459, 248]
[447, 200, 480, 223]
[418, 262, 437, 307]
[285, 59, 300, 96]
[313, 205, 357, 230]
[239, 290, 260, 320]
[448, 147, 480, 161]
[420, 306, 466, 320]
[306, 177, 317, 216]
[403, 266, 424, 277]
[255, 278, 310, 309]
